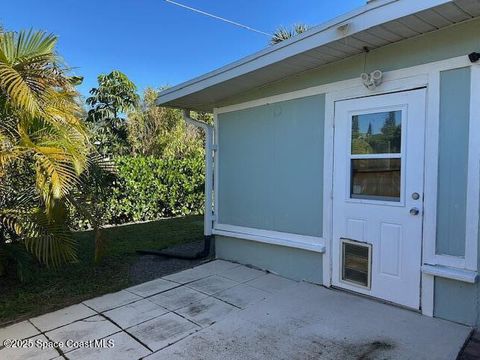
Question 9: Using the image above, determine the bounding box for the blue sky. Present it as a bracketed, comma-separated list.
[3, 0, 364, 98]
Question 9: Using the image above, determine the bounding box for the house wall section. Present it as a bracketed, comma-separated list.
[217, 94, 325, 237]
[214, 19, 480, 326]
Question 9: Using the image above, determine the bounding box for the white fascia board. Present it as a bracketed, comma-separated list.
[156, 0, 453, 107]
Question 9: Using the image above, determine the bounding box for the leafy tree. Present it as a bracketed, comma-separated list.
[0, 29, 91, 277]
[367, 122, 373, 137]
[380, 112, 401, 153]
[127, 88, 180, 156]
[127, 87, 206, 159]
[67, 155, 116, 262]
[270, 24, 309, 45]
[86, 71, 139, 156]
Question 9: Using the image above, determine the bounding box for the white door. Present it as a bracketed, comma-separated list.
[332, 89, 426, 309]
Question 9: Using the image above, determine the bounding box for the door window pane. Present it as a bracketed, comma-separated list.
[351, 158, 401, 201]
[351, 111, 402, 154]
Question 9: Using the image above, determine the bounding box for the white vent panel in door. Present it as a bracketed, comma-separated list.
[341, 239, 372, 289]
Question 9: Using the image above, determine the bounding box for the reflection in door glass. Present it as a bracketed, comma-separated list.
[351, 158, 401, 201]
[351, 111, 401, 154]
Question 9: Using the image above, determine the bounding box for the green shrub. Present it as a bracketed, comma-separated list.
[104, 155, 205, 224]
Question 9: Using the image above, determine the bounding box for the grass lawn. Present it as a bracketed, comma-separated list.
[0, 215, 203, 326]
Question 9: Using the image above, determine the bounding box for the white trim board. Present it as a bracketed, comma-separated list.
[422, 265, 478, 284]
[213, 224, 325, 253]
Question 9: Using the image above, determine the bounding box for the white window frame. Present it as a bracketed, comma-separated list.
[213, 54, 480, 317]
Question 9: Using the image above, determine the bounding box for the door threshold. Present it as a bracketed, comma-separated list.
[330, 285, 421, 314]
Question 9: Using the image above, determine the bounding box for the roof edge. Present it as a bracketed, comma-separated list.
[156, 0, 453, 107]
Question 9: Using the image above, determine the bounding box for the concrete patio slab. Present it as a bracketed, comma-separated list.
[67, 331, 151, 360]
[192, 260, 241, 274]
[126, 278, 179, 298]
[30, 304, 96, 332]
[187, 275, 239, 295]
[148, 286, 208, 311]
[163, 268, 211, 284]
[154, 281, 471, 360]
[103, 299, 168, 329]
[0, 334, 60, 360]
[0, 320, 39, 343]
[0, 260, 472, 360]
[82, 290, 141, 313]
[245, 273, 297, 293]
[214, 283, 269, 309]
[45, 315, 120, 353]
[128, 312, 199, 351]
[219, 265, 266, 283]
[176, 296, 238, 327]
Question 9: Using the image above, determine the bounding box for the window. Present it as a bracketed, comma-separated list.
[350, 111, 402, 202]
[351, 111, 401, 154]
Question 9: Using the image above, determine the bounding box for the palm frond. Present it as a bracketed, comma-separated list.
[0, 207, 77, 267]
[0, 30, 59, 114]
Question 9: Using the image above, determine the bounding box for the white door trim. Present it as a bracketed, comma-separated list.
[322, 58, 477, 316]
[330, 89, 426, 309]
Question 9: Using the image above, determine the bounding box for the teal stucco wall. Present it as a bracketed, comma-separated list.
[436, 67, 471, 257]
[215, 236, 323, 284]
[433, 67, 478, 326]
[217, 94, 324, 237]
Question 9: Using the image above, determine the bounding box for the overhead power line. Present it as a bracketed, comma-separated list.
[163, 0, 274, 37]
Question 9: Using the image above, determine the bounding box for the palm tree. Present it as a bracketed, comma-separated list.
[0, 29, 91, 273]
[270, 24, 310, 45]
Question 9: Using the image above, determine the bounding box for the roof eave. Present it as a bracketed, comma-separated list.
[155, 0, 455, 110]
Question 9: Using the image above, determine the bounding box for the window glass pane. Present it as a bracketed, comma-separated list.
[351, 111, 402, 154]
[342, 241, 370, 288]
[351, 158, 401, 201]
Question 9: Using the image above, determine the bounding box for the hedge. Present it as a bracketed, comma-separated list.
[103, 155, 205, 225]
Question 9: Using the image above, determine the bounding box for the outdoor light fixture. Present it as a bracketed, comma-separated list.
[361, 70, 383, 90]
[469, 52, 480, 63]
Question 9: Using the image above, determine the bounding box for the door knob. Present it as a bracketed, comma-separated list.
[410, 207, 420, 216]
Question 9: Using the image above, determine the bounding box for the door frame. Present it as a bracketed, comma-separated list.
[330, 89, 426, 309]
[323, 80, 431, 314]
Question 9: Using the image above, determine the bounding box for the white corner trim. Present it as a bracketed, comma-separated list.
[322, 94, 335, 287]
[421, 273, 434, 317]
[213, 224, 326, 253]
[465, 64, 480, 271]
[421, 264, 478, 284]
